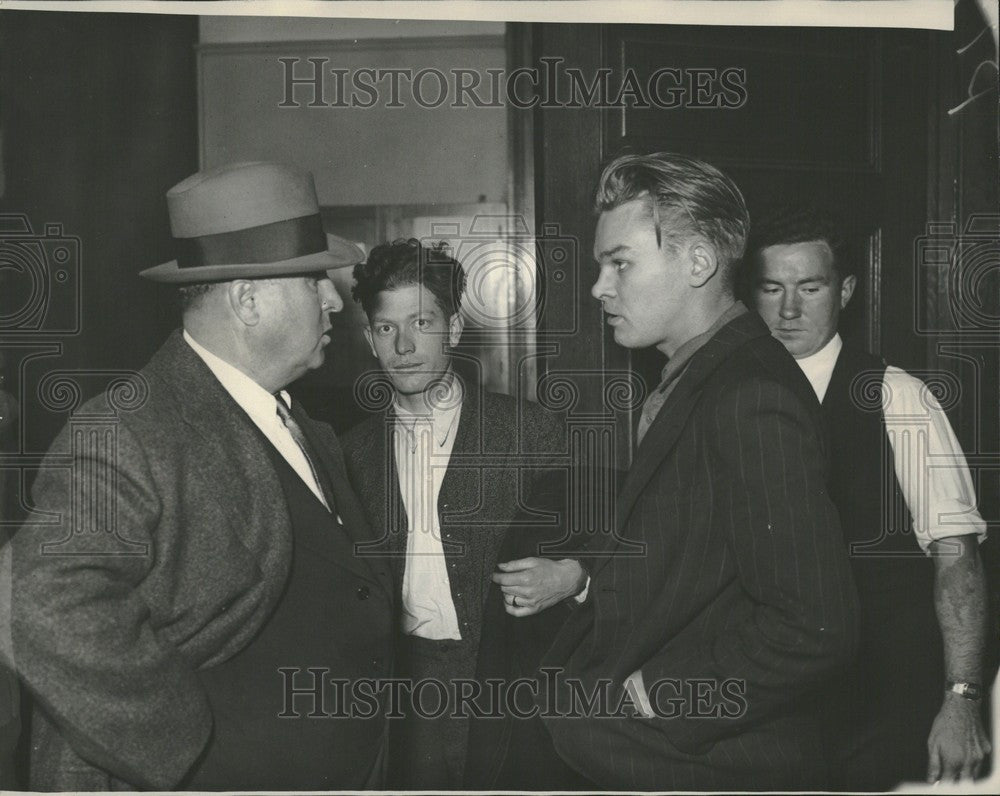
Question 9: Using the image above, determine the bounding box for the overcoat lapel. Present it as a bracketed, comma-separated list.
[590, 313, 769, 578]
[149, 332, 293, 603]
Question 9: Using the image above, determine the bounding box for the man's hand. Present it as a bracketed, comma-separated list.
[926, 692, 991, 783]
[492, 557, 587, 616]
[927, 535, 990, 783]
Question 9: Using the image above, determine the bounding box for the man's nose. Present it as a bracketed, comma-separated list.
[395, 330, 415, 356]
[319, 278, 344, 314]
[591, 266, 615, 301]
[778, 291, 801, 320]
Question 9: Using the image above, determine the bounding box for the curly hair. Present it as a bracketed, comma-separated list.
[351, 238, 466, 319]
[594, 152, 750, 281]
[746, 204, 854, 280]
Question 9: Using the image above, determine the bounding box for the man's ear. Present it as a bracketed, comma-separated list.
[840, 274, 857, 309]
[227, 280, 260, 326]
[688, 241, 719, 288]
[447, 312, 465, 349]
[362, 325, 378, 358]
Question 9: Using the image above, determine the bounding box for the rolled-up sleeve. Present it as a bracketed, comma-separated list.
[881, 366, 987, 551]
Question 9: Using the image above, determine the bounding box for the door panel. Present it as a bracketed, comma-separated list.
[610, 27, 878, 172]
[535, 23, 933, 462]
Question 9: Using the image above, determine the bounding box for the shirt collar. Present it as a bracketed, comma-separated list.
[795, 333, 842, 402]
[183, 329, 290, 419]
[393, 372, 463, 448]
[657, 301, 748, 390]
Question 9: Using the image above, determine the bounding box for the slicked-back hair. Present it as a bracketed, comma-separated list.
[351, 238, 466, 320]
[746, 205, 855, 282]
[594, 152, 750, 289]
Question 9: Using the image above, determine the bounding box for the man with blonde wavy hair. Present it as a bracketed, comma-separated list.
[539, 152, 859, 789]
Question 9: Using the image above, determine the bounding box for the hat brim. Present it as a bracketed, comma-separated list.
[140, 235, 364, 284]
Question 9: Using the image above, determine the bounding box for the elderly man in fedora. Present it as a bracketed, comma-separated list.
[9, 162, 394, 790]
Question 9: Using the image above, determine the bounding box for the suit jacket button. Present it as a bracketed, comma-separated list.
[356, 585, 370, 600]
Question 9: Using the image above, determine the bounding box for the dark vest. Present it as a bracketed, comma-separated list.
[184, 428, 387, 790]
[821, 344, 943, 732]
[823, 345, 937, 587]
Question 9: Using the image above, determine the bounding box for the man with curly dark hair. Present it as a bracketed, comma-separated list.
[343, 238, 587, 789]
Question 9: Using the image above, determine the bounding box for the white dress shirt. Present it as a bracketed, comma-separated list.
[796, 334, 986, 551]
[394, 379, 464, 640]
[183, 330, 330, 509]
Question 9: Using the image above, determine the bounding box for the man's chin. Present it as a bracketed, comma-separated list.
[611, 327, 642, 350]
[390, 375, 434, 396]
[783, 341, 814, 359]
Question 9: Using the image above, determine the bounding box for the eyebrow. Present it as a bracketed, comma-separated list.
[758, 275, 830, 286]
[371, 309, 436, 324]
[595, 244, 633, 261]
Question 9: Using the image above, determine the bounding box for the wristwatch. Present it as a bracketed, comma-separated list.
[945, 680, 982, 700]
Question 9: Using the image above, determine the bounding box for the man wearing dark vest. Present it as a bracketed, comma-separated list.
[9, 162, 394, 790]
[748, 206, 990, 788]
[342, 239, 584, 789]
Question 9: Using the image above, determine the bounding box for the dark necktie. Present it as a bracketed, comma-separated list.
[275, 397, 333, 514]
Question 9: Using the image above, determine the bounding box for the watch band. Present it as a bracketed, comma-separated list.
[945, 680, 982, 700]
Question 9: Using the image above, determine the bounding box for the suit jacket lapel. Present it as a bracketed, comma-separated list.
[438, 383, 480, 556]
[591, 313, 769, 577]
[384, 409, 409, 559]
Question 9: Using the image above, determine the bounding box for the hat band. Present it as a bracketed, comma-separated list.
[175, 214, 327, 270]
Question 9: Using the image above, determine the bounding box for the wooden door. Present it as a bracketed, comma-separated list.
[533, 23, 936, 468]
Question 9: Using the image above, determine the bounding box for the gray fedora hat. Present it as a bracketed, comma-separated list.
[141, 161, 364, 283]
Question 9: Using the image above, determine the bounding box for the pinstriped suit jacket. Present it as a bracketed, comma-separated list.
[540, 311, 859, 790]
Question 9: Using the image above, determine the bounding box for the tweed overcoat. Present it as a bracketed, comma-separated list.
[10, 331, 394, 790]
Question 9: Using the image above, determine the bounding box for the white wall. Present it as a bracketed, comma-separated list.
[198, 16, 509, 208]
[200, 16, 505, 43]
